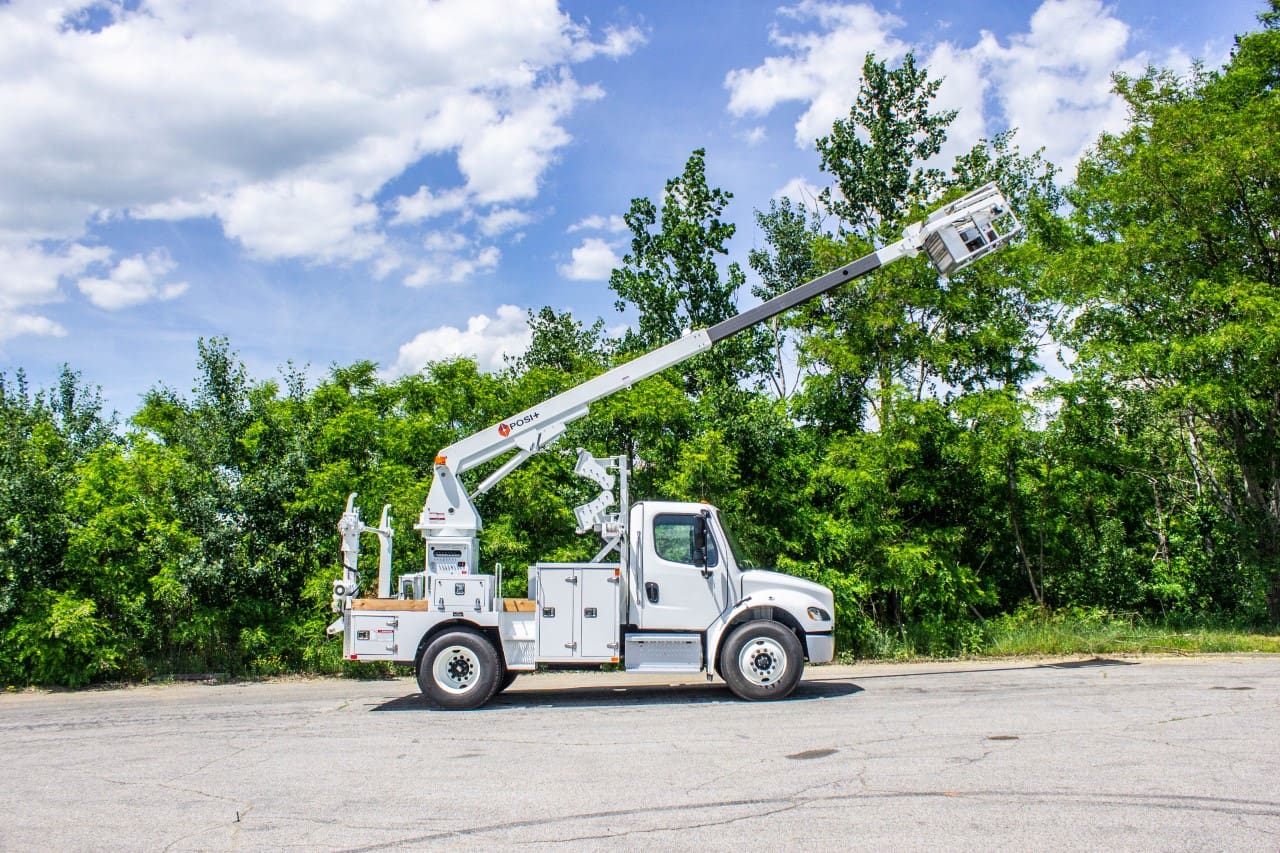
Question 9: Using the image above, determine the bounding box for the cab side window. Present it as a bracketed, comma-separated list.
[652, 514, 718, 567]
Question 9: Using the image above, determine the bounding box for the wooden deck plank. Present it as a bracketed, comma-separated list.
[351, 598, 431, 611]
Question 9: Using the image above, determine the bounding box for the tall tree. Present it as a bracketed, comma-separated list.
[1061, 4, 1280, 619]
[610, 148, 767, 395]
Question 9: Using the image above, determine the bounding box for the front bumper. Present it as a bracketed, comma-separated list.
[805, 631, 835, 663]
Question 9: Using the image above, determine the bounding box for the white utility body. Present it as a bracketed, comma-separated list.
[330, 183, 1021, 709]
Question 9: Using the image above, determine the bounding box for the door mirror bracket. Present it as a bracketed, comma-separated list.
[691, 513, 708, 569]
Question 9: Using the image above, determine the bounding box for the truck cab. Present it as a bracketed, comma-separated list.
[626, 501, 835, 666]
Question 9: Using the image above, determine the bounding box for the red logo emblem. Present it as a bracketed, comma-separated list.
[497, 423, 511, 437]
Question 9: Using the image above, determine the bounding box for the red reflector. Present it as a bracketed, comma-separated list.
[349, 655, 358, 660]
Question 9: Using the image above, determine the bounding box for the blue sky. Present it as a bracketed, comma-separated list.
[0, 0, 1265, 415]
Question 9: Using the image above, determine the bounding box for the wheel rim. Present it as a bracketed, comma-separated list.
[738, 636, 787, 685]
[433, 645, 481, 694]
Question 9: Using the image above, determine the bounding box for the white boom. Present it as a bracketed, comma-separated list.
[414, 182, 1022, 552]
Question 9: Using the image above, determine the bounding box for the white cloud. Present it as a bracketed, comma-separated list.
[725, 2, 908, 148]
[479, 208, 534, 237]
[559, 238, 621, 281]
[567, 214, 627, 234]
[391, 304, 531, 375]
[424, 232, 470, 254]
[457, 72, 603, 204]
[973, 0, 1148, 172]
[405, 240, 500, 287]
[391, 187, 471, 225]
[0, 0, 640, 321]
[215, 180, 384, 263]
[569, 25, 648, 61]
[77, 250, 189, 311]
[773, 177, 825, 212]
[0, 240, 110, 339]
[923, 40, 989, 168]
[0, 241, 110, 312]
[0, 313, 68, 343]
[724, 0, 1174, 178]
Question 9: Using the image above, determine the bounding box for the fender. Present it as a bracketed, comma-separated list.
[705, 581, 834, 679]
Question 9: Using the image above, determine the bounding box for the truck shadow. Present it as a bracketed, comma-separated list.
[372, 678, 863, 712]
[844, 656, 1138, 681]
[370, 658, 1135, 712]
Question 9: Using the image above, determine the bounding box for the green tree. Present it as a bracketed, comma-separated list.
[1060, 5, 1280, 619]
[0, 367, 120, 685]
[610, 148, 767, 394]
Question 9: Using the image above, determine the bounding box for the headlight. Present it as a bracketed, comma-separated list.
[806, 606, 831, 621]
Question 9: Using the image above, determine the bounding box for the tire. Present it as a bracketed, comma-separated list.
[417, 629, 501, 710]
[495, 669, 519, 694]
[720, 620, 804, 701]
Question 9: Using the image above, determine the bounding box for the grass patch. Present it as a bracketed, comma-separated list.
[838, 607, 1280, 661]
[982, 609, 1280, 656]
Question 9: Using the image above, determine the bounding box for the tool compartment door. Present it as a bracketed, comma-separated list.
[579, 568, 620, 660]
[349, 613, 399, 659]
[535, 566, 576, 659]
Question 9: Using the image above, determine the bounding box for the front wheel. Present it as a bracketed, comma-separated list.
[720, 620, 804, 701]
[417, 629, 501, 710]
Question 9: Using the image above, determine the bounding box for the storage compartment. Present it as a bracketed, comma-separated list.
[430, 575, 492, 613]
[624, 633, 702, 672]
[349, 613, 399, 658]
[533, 563, 620, 662]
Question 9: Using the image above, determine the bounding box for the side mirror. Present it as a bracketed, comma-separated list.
[691, 514, 708, 569]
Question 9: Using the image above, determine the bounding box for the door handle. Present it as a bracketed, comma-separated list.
[645, 582, 659, 604]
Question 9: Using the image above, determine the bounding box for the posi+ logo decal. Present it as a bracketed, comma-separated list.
[497, 411, 540, 437]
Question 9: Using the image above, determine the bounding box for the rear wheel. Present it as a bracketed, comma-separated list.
[720, 620, 804, 701]
[417, 629, 501, 710]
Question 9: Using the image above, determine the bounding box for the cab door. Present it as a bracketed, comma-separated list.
[635, 511, 728, 630]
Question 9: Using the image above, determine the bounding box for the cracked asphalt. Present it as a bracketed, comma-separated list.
[1, 655, 1278, 850]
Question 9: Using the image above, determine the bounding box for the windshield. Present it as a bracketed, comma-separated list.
[717, 512, 758, 570]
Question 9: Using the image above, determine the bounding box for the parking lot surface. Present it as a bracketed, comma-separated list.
[1, 655, 1277, 850]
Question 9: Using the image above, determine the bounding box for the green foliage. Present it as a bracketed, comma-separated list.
[817, 51, 955, 234]
[610, 148, 769, 394]
[1060, 13, 1280, 618]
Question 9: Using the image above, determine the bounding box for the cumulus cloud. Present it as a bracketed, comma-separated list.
[77, 250, 189, 311]
[0, 314, 68, 342]
[973, 0, 1148, 171]
[725, 0, 1171, 177]
[391, 304, 531, 375]
[479, 208, 534, 237]
[0, 240, 110, 339]
[404, 238, 501, 287]
[391, 187, 471, 225]
[725, 2, 909, 148]
[567, 214, 627, 234]
[214, 180, 384, 263]
[559, 238, 621, 281]
[772, 177, 826, 212]
[0, 0, 639, 322]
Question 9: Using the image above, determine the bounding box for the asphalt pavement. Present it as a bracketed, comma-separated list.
[1, 655, 1277, 850]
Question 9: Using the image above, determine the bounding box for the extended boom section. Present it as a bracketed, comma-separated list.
[330, 182, 1021, 709]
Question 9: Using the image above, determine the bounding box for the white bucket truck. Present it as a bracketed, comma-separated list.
[329, 184, 1021, 709]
